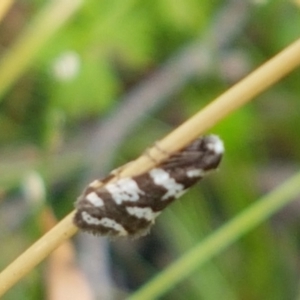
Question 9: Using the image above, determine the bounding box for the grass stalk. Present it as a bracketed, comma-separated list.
[0, 0, 13, 22]
[128, 171, 300, 299]
[0, 38, 300, 296]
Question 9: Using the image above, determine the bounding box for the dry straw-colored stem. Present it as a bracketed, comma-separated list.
[0, 0, 13, 22]
[1, 38, 300, 296]
[120, 37, 300, 177]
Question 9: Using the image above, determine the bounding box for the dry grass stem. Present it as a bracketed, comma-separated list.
[1, 37, 300, 296]
[0, 0, 13, 22]
[121, 37, 300, 177]
[40, 209, 93, 300]
[0, 212, 77, 296]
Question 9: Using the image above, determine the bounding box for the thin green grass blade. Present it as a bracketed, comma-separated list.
[0, 0, 83, 100]
[129, 171, 300, 300]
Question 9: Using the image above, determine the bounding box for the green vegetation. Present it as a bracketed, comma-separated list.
[1, 0, 300, 299]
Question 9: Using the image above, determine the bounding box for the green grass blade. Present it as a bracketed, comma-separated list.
[129, 171, 300, 300]
[0, 0, 83, 100]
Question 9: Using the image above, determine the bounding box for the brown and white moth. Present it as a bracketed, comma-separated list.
[74, 135, 224, 238]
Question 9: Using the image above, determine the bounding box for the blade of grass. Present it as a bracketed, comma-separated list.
[1, 38, 300, 297]
[0, 0, 13, 22]
[128, 171, 300, 300]
[0, 0, 83, 100]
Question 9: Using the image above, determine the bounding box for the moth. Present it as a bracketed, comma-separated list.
[74, 135, 224, 238]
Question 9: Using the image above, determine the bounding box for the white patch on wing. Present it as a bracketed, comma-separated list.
[186, 169, 204, 178]
[207, 135, 224, 154]
[81, 212, 127, 236]
[86, 192, 104, 207]
[126, 206, 160, 221]
[106, 178, 145, 205]
[149, 168, 184, 200]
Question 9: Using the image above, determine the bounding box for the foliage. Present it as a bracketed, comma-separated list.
[1, 0, 300, 299]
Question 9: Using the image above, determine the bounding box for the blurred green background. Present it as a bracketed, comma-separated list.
[1, 0, 300, 299]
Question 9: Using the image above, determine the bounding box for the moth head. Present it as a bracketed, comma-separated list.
[194, 134, 224, 170]
[162, 135, 224, 171]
